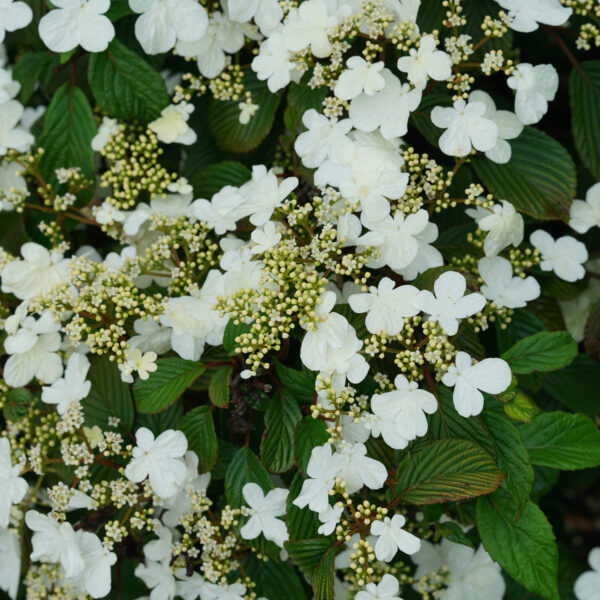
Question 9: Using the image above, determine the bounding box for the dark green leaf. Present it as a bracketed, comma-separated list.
[477, 490, 559, 600]
[287, 473, 322, 541]
[225, 446, 273, 508]
[222, 320, 252, 355]
[133, 358, 205, 414]
[12, 51, 57, 103]
[285, 538, 332, 581]
[191, 161, 251, 198]
[295, 417, 329, 474]
[501, 331, 577, 374]
[180, 406, 218, 473]
[3, 387, 32, 422]
[519, 411, 600, 470]
[275, 360, 316, 404]
[261, 391, 302, 473]
[208, 367, 232, 408]
[312, 546, 336, 600]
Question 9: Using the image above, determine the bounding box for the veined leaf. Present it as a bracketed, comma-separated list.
[180, 406, 218, 473]
[133, 358, 205, 414]
[313, 546, 336, 600]
[191, 161, 251, 198]
[295, 417, 329, 474]
[275, 360, 316, 404]
[394, 439, 504, 504]
[285, 538, 333, 581]
[501, 331, 577, 374]
[225, 446, 273, 508]
[209, 367, 232, 408]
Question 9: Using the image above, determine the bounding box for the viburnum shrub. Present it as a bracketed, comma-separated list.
[2, 0, 600, 599]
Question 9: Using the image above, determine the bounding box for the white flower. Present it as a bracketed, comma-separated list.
[39, 0, 115, 53]
[370, 514, 421, 562]
[168, 177, 193, 195]
[135, 560, 177, 600]
[570, 182, 600, 234]
[397, 34, 452, 89]
[0, 100, 34, 155]
[93, 200, 126, 225]
[124, 427, 188, 498]
[176, 571, 219, 600]
[336, 441, 388, 493]
[193, 186, 246, 234]
[70, 531, 117, 599]
[494, 0, 571, 32]
[0, 438, 27, 528]
[360, 210, 433, 272]
[468, 90, 523, 164]
[41, 352, 91, 415]
[530, 229, 588, 282]
[335, 56, 385, 100]
[283, 0, 339, 58]
[240, 164, 298, 225]
[0, 0, 33, 43]
[394, 220, 443, 281]
[130, 0, 208, 55]
[0, 527, 20, 600]
[466, 200, 524, 257]
[130, 317, 173, 355]
[575, 548, 600, 600]
[213, 582, 247, 600]
[317, 503, 344, 535]
[91, 117, 120, 152]
[238, 100, 259, 124]
[295, 109, 354, 168]
[25, 510, 84, 578]
[149, 102, 197, 145]
[4, 309, 63, 388]
[479, 256, 540, 309]
[175, 12, 253, 80]
[0, 67, 20, 104]
[293, 443, 347, 513]
[413, 539, 505, 600]
[413, 271, 486, 336]
[1, 242, 70, 300]
[348, 277, 419, 335]
[240, 483, 289, 547]
[0, 160, 27, 210]
[507, 63, 558, 125]
[119, 348, 158, 383]
[431, 98, 498, 157]
[251, 220, 282, 254]
[442, 351, 512, 417]
[369, 374, 437, 449]
[356, 574, 403, 600]
[349, 69, 422, 140]
[228, 0, 283, 34]
[252, 32, 298, 92]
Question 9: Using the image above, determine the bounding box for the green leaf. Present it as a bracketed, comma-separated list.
[481, 406, 533, 516]
[180, 406, 218, 473]
[225, 446, 273, 508]
[3, 388, 32, 422]
[38, 82, 96, 181]
[501, 331, 577, 374]
[12, 51, 57, 103]
[312, 547, 336, 600]
[570, 60, 600, 178]
[542, 354, 600, 417]
[394, 439, 504, 504]
[222, 320, 252, 355]
[190, 161, 251, 198]
[287, 473, 322, 541]
[88, 39, 169, 123]
[295, 417, 329, 474]
[208, 367, 232, 407]
[210, 72, 281, 153]
[254, 557, 307, 600]
[82, 355, 134, 430]
[519, 411, 600, 470]
[472, 127, 576, 221]
[261, 391, 302, 473]
[501, 391, 541, 423]
[135, 400, 183, 434]
[275, 360, 316, 404]
[285, 538, 333, 581]
[412, 89, 452, 146]
[105, 0, 132, 20]
[133, 358, 205, 414]
[477, 490, 559, 600]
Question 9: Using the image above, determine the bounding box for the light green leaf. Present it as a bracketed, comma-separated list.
[82, 355, 134, 430]
[208, 367, 232, 408]
[133, 358, 205, 414]
[394, 439, 504, 504]
[38, 83, 96, 182]
[477, 490, 559, 600]
[570, 60, 600, 178]
[261, 391, 302, 473]
[225, 446, 273, 508]
[501, 331, 577, 374]
[472, 127, 576, 221]
[500, 390, 541, 423]
[519, 411, 600, 470]
[180, 406, 218, 473]
[88, 39, 169, 123]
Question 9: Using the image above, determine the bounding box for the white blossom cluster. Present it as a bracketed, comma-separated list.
[0, 0, 599, 599]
